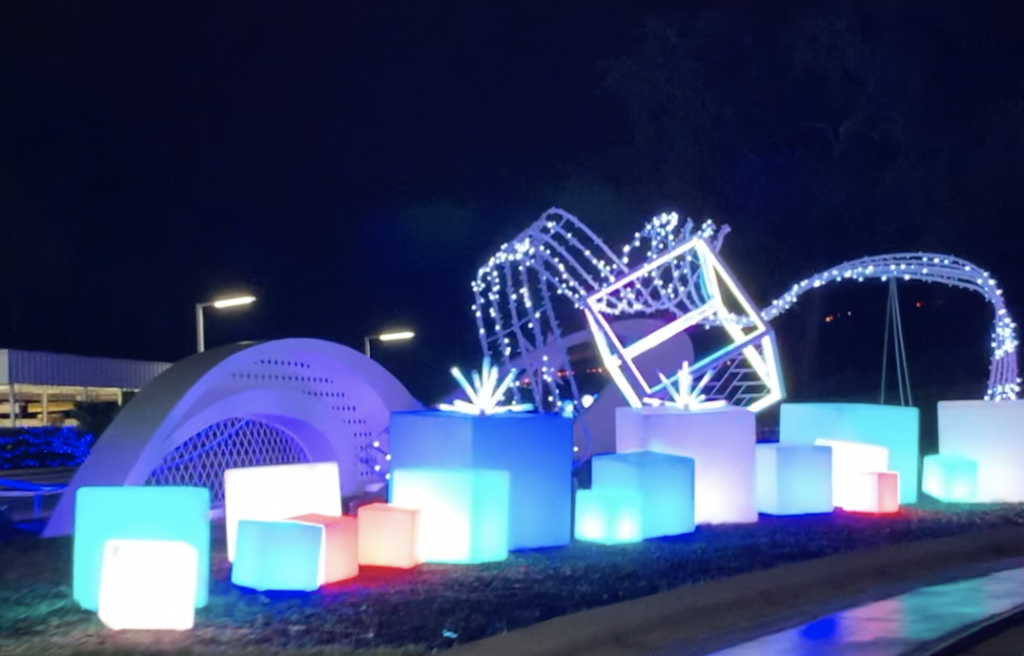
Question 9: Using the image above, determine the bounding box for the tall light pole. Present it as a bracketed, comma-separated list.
[364, 330, 415, 358]
[196, 295, 256, 353]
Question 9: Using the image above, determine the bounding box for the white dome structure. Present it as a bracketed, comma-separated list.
[44, 338, 420, 537]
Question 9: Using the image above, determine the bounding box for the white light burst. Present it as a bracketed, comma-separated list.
[438, 357, 535, 416]
[643, 361, 728, 412]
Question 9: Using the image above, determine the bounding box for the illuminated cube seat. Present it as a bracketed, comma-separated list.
[231, 519, 322, 592]
[390, 467, 510, 564]
[224, 462, 342, 561]
[591, 451, 695, 538]
[73, 486, 210, 612]
[922, 453, 978, 503]
[357, 503, 421, 569]
[574, 488, 643, 544]
[780, 403, 920, 503]
[98, 539, 198, 631]
[615, 406, 757, 524]
[756, 444, 833, 516]
[841, 471, 900, 514]
[389, 411, 573, 550]
[814, 439, 889, 510]
[290, 514, 358, 584]
[938, 400, 1024, 502]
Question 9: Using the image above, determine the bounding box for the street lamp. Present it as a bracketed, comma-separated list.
[364, 330, 415, 358]
[196, 295, 256, 353]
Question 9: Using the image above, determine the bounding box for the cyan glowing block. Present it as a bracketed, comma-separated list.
[389, 411, 572, 550]
[390, 467, 510, 564]
[615, 406, 757, 524]
[290, 514, 359, 584]
[357, 503, 421, 569]
[224, 462, 342, 562]
[574, 488, 643, 544]
[780, 403, 919, 503]
[841, 471, 900, 514]
[756, 444, 833, 516]
[938, 401, 1024, 502]
[73, 486, 210, 612]
[231, 519, 322, 592]
[922, 454, 978, 502]
[98, 539, 198, 631]
[591, 451, 695, 538]
[815, 439, 889, 510]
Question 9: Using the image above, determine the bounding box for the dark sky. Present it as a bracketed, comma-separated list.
[2, 1, 1022, 405]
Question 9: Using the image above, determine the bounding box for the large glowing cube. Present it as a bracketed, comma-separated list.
[615, 405, 757, 524]
[814, 439, 889, 510]
[780, 403, 919, 503]
[841, 471, 900, 514]
[73, 486, 210, 612]
[290, 514, 358, 584]
[938, 400, 1024, 502]
[389, 411, 572, 550]
[357, 503, 421, 569]
[224, 462, 342, 561]
[922, 453, 978, 503]
[231, 519, 322, 592]
[390, 467, 510, 564]
[756, 444, 833, 516]
[591, 451, 695, 538]
[574, 488, 644, 544]
[98, 539, 198, 631]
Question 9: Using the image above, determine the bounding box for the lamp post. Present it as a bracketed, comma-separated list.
[364, 330, 415, 358]
[196, 295, 256, 353]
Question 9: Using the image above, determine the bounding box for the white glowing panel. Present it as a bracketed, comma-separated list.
[224, 462, 342, 562]
[938, 400, 1024, 502]
[841, 471, 900, 514]
[755, 444, 833, 516]
[780, 403, 919, 503]
[615, 405, 757, 524]
[814, 439, 889, 510]
[98, 539, 198, 631]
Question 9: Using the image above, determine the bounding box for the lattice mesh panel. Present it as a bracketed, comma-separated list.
[146, 417, 309, 502]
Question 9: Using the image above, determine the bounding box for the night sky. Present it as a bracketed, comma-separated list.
[2, 1, 1023, 405]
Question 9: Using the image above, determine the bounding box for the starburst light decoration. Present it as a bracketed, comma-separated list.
[643, 361, 728, 412]
[437, 357, 535, 416]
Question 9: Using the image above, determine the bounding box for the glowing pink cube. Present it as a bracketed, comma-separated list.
[357, 503, 421, 569]
[841, 471, 900, 514]
[290, 514, 358, 584]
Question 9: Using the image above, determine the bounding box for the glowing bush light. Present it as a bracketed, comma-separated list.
[357, 503, 421, 569]
[231, 519, 322, 592]
[73, 486, 210, 612]
[0, 427, 95, 469]
[756, 444, 833, 516]
[98, 539, 198, 631]
[814, 438, 889, 510]
[841, 471, 900, 514]
[574, 488, 643, 544]
[591, 452, 695, 538]
[938, 400, 1024, 502]
[437, 357, 534, 415]
[642, 361, 727, 412]
[922, 454, 978, 503]
[290, 514, 359, 584]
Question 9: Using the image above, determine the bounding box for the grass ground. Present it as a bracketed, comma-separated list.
[2, 502, 1022, 655]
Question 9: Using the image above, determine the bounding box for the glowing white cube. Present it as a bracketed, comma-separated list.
[756, 444, 833, 515]
[938, 400, 1024, 502]
[814, 439, 889, 510]
[841, 471, 900, 514]
[615, 405, 757, 524]
[98, 539, 198, 631]
[224, 462, 342, 561]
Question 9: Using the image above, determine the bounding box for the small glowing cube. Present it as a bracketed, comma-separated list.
[73, 486, 210, 612]
[290, 514, 359, 584]
[756, 444, 834, 516]
[814, 439, 889, 510]
[224, 462, 342, 561]
[357, 503, 421, 569]
[922, 454, 978, 503]
[574, 488, 643, 544]
[591, 451, 695, 538]
[98, 539, 198, 631]
[840, 471, 900, 514]
[231, 519, 322, 592]
[390, 468, 510, 564]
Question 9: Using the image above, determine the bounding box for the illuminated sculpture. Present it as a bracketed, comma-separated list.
[591, 451, 695, 538]
[357, 503, 421, 568]
[231, 519, 322, 592]
[437, 357, 534, 415]
[756, 444, 833, 516]
[922, 453, 978, 503]
[937, 400, 1024, 502]
[98, 539, 198, 631]
[574, 488, 644, 544]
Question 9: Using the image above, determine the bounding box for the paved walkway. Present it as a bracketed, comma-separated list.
[703, 567, 1024, 655]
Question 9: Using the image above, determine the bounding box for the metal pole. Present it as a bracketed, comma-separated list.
[41, 389, 48, 425]
[363, 336, 371, 358]
[8, 384, 15, 427]
[196, 303, 205, 353]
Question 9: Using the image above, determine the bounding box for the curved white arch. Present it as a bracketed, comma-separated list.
[44, 338, 421, 537]
[761, 253, 1019, 400]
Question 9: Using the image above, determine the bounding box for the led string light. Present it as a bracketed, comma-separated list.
[643, 361, 728, 411]
[437, 357, 536, 416]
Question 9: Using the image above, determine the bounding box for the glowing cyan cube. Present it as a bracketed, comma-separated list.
[389, 411, 572, 550]
[574, 488, 643, 544]
[756, 444, 833, 516]
[291, 514, 358, 584]
[615, 406, 757, 524]
[231, 519, 322, 592]
[921, 453, 978, 503]
[591, 451, 695, 538]
[224, 462, 342, 561]
[938, 401, 1024, 502]
[780, 403, 919, 503]
[98, 539, 198, 631]
[390, 467, 510, 564]
[841, 471, 900, 514]
[73, 486, 210, 612]
[814, 439, 889, 510]
[357, 503, 421, 569]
